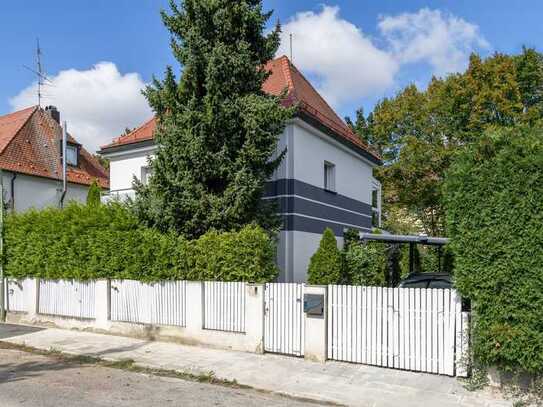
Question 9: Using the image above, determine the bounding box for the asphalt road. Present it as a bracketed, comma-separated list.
[0, 347, 318, 407]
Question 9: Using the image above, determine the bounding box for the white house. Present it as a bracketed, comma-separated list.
[0, 106, 109, 212]
[99, 56, 381, 282]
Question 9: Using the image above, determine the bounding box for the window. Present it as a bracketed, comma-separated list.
[141, 166, 153, 185]
[324, 161, 336, 192]
[66, 144, 79, 166]
[371, 179, 382, 228]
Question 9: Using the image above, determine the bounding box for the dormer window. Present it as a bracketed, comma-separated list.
[66, 144, 79, 166]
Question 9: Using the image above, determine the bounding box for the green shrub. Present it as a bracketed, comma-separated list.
[307, 228, 342, 285]
[344, 241, 387, 286]
[86, 180, 102, 207]
[3, 203, 277, 283]
[444, 125, 543, 374]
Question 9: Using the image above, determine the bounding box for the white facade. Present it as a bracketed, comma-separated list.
[269, 119, 378, 282]
[1, 172, 90, 212]
[101, 119, 380, 282]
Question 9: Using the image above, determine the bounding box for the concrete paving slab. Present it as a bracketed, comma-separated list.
[0, 323, 511, 407]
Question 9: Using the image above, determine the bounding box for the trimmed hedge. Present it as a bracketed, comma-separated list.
[444, 126, 543, 373]
[4, 202, 278, 283]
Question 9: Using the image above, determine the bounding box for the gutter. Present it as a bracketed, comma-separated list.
[10, 172, 16, 212]
[60, 121, 68, 208]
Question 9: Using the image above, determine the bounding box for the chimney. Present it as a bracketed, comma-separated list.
[45, 105, 60, 123]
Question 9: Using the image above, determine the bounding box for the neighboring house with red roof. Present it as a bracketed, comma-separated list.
[0, 106, 109, 212]
[99, 56, 381, 282]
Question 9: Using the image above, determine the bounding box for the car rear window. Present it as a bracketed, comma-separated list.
[428, 279, 451, 289]
[402, 281, 429, 289]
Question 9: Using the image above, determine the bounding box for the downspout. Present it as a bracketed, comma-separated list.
[60, 121, 67, 208]
[10, 173, 16, 212]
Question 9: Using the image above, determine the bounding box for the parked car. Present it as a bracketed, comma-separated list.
[398, 272, 452, 289]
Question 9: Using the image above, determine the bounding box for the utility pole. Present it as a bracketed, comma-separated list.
[0, 168, 5, 322]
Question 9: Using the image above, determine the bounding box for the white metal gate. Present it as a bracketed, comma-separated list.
[264, 283, 304, 356]
[328, 285, 468, 376]
[38, 279, 96, 319]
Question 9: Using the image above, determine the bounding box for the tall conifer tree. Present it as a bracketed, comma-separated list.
[135, 0, 293, 237]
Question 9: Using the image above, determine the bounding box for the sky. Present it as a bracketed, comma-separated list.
[1, 1, 542, 152]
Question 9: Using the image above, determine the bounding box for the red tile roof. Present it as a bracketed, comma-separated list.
[100, 56, 380, 162]
[0, 107, 109, 188]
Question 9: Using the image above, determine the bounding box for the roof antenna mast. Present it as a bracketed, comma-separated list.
[289, 33, 293, 63]
[36, 38, 44, 107]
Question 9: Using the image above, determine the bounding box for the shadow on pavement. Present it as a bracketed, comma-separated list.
[0, 323, 44, 339]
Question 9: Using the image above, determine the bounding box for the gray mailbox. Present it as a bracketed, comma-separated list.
[304, 294, 324, 316]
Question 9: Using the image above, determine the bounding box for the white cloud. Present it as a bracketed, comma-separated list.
[278, 6, 489, 109]
[10, 62, 151, 153]
[378, 8, 489, 76]
[278, 6, 398, 108]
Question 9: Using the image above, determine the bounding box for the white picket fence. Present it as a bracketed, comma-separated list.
[110, 280, 187, 327]
[328, 285, 468, 376]
[203, 281, 246, 333]
[38, 279, 96, 319]
[4, 279, 27, 312]
[264, 283, 304, 356]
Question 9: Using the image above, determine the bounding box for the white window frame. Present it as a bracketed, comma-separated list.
[324, 161, 336, 192]
[66, 144, 79, 166]
[141, 166, 153, 185]
[371, 179, 382, 228]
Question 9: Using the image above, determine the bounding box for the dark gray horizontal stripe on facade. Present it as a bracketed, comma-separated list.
[272, 196, 371, 230]
[264, 178, 372, 215]
[282, 214, 371, 236]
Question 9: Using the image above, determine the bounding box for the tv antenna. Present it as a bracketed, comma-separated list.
[289, 33, 293, 62]
[22, 39, 53, 107]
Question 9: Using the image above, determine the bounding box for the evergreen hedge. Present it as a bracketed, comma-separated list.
[444, 126, 543, 373]
[4, 203, 278, 283]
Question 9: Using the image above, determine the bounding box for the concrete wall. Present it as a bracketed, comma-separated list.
[2, 172, 90, 212]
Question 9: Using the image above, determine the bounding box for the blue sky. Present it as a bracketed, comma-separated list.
[1, 1, 542, 151]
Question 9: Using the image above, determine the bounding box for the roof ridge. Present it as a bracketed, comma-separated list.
[0, 106, 38, 155]
[102, 116, 155, 149]
[287, 62, 347, 128]
[279, 56, 296, 95]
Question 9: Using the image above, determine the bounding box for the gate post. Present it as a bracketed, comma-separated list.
[24, 278, 39, 319]
[304, 285, 327, 363]
[185, 281, 204, 333]
[95, 279, 111, 330]
[245, 283, 265, 353]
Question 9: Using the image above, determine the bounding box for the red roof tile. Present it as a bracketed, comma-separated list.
[0, 107, 109, 188]
[100, 56, 380, 162]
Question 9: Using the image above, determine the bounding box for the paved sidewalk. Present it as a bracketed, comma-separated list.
[0, 324, 510, 407]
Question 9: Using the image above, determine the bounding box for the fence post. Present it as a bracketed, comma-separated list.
[95, 279, 111, 330]
[245, 283, 265, 353]
[304, 285, 328, 363]
[185, 281, 203, 333]
[23, 278, 39, 318]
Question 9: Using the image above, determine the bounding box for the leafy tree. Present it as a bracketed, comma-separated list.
[345, 108, 372, 146]
[307, 228, 342, 285]
[134, 0, 293, 238]
[366, 50, 543, 236]
[86, 180, 101, 207]
[444, 125, 543, 373]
